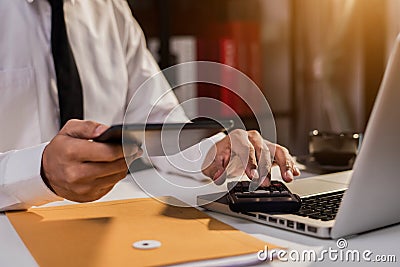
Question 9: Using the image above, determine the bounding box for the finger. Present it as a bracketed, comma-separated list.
[74, 172, 126, 203]
[91, 158, 130, 179]
[260, 173, 272, 187]
[248, 131, 272, 186]
[226, 155, 246, 178]
[94, 171, 128, 188]
[210, 154, 229, 181]
[213, 168, 227, 185]
[272, 144, 298, 182]
[125, 149, 144, 167]
[242, 142, 258, 179]
[96, 184, 117, 198]
[256, 143, 272, 187]
[65, 137, 139, 162]
[292, 165, 301, 176]
[64, 157, 129, 185]
[229, 130, 258, 179]
[124, 143, 143, 158]
[89, 173, 127, 201]
[202, 142, 230, 182]
[90, 155, 149, 179]
[60, 119, 109, 139]
[264, 140, 301, 176]
[51, 171, 127, 203]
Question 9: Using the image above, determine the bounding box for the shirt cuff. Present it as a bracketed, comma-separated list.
[2, 143, 63, 210]
[149, 132, 226, 181]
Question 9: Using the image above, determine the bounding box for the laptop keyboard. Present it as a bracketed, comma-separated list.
[294, 190, 346, 221]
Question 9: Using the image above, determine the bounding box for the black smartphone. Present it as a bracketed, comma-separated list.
[93, 120, 234, 156]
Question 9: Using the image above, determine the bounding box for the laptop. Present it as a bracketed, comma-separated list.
[197, 35, 400, 239]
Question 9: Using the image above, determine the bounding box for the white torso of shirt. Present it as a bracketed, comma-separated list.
[0, 0, 188, 152]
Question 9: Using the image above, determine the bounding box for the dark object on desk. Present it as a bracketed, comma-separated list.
[296, 155, 353, 174]
[308, 130, 362, 166]
[227, 181, 301, 213]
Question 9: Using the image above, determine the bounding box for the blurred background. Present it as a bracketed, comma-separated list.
[127, 0, 400, 156]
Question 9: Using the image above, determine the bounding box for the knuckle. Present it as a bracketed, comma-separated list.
[63, 145, 76, 159]
[230, 129, 246, 137]
[247, 130, 259, 137]
[247, 130, 262, 145]
[85, 120, 97, 125]
[84, 120, 99, 129]
[64, 119, 80, 129]
[277, 144, 289, 154]
[73, 185, 92, 196]
[64, 167, 79, 184]
[230, 129, 241, 134]
[64, 119, 74, 128]
[110, 146, 123, 160]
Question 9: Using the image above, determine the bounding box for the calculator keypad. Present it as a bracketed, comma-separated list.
[227, 181, 302, 213]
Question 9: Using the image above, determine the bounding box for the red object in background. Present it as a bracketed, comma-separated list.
[197, 20, 262, 118]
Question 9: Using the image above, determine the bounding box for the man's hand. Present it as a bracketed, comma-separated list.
[41, 120, 142, 202]
[202, 129, 300, 186]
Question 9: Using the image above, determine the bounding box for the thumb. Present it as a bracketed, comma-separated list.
[59, 119, 109, 139]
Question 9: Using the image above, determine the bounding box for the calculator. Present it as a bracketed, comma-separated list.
[227, 181, 301, 213]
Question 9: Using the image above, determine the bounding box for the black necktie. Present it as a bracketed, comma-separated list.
[48, 0, 84, 128]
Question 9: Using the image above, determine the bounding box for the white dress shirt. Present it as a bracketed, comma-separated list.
[0, 0, 224, 211]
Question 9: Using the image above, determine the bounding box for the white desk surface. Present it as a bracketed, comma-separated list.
[1, 167, 399, 266]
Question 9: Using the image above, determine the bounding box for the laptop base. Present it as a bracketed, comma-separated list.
[197, 192, 333, 239]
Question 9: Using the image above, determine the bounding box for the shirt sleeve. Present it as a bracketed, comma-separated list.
[0, 143, 63, 211]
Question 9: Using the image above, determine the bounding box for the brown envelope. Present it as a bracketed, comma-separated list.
[7, 197, 276, 267]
